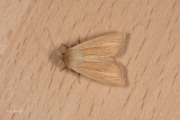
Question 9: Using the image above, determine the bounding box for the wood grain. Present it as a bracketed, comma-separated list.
[0, 0, 179, 120]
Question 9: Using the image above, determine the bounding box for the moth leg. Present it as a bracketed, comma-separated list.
[73, 72, 81, 84]
[58, 61, 66, 72]
[61, 44, 69, 49]
[54, 59, 66, 72]
[77, 73, 81, 84]
[60, 67, 66, 72]
[78, 39, 81, 44]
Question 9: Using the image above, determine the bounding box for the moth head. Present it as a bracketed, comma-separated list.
[47, 28, 67, 70]
[56, 45, 68, 70]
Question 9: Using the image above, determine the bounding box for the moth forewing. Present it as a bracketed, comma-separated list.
[62, 33, 126, 86]
[72, 33, 125, 57]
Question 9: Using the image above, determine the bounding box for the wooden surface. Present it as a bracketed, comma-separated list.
[0, 0, 180, 120]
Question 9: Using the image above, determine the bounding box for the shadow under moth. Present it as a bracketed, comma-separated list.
[48, 30, 126, 86]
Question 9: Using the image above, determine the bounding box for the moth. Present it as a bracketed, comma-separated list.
[48, 30, 126, 86]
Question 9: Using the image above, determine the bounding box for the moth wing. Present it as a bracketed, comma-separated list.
[72, 61, 124, 85]
[72, 33, 126, 57]
[68, 33, 126, 85]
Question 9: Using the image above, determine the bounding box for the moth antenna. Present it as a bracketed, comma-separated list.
[47, 28, 62, 56]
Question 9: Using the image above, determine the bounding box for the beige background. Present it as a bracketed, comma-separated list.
[0, 0, 179, 120]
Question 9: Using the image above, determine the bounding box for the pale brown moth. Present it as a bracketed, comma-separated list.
[48, 30, 126, 86]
